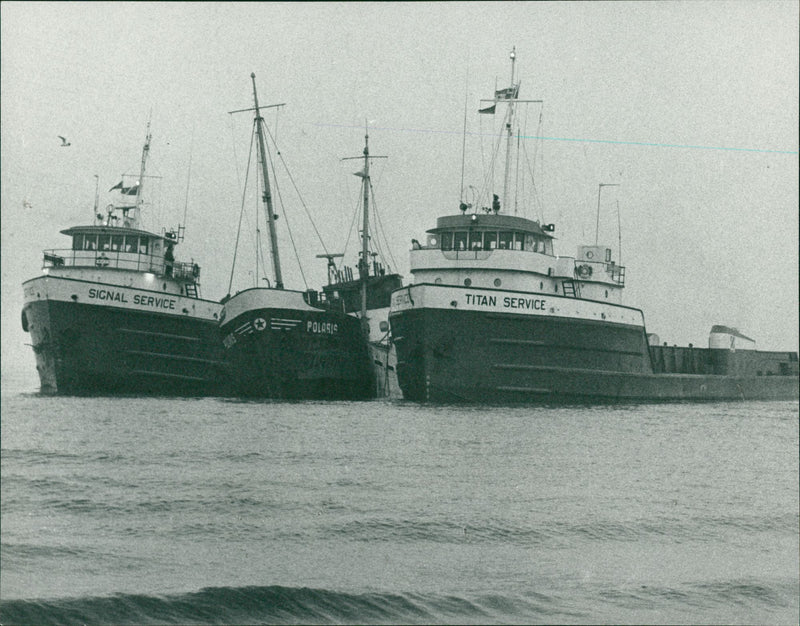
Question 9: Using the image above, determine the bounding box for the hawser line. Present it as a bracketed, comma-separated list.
[311, 122, 798, 155]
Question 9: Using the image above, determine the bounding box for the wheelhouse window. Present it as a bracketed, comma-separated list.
[524, 234, 535, 251]
[138, 237, 149, 254]
[83, 234, 98, 250]
[453, 231, 468, 251]
[469, 231, 483, 250]
[98, 235, 111, 251]
[498, 231, 513, 249]
[440, 232, 453, 250]
[111, 235, 124, 251]
[484, 231, 498, 249]
[72, 234, 84, 251]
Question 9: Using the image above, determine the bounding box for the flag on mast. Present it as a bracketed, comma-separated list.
[109, 181, 140, 195]
[494, 84, 519, 100]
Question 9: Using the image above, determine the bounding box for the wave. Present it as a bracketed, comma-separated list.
[320, 511, 799, 545]
[0, 585, 570, 625]
[3, 578, 795, 625]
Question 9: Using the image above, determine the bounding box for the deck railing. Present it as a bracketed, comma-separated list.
[42, 249, 199, 281]
[411, 244, 627, 286]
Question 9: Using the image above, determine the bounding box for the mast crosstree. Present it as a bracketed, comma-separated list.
[478, 47, 542, 215]
[342, 126, 387, 334]
[228, 73, 287, 290]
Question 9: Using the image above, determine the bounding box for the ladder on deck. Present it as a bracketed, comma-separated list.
[561, 280, 580, 299]
[185, 283, 198, 298]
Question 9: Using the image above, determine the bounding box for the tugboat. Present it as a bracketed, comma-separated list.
[219, 74, 373, 399]
[21, 124, 226, 394]
[318, 129, 403, 398]
[388, 49, 799, 403]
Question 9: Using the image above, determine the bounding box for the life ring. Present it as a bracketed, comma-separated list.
[576, 264, 592, 279]
[192, 263, 200, 278]
[96, 253, 110, 268]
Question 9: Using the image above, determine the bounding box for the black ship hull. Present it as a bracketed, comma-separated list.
[390, 285, 799, 403]
[220, 290, 374, 399]
[22, 290, 226, 395]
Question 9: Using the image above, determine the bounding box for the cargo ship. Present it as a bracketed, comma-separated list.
[21, 125, 226, 394]
[219, 74, 373, 399]
[388, 49, 799, 403]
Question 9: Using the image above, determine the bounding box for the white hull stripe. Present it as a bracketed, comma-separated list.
[235, 322, 254, 336]
[271, 319, 301, 330]
[390, 283, 645, 328]
[23, 275, 221, 322]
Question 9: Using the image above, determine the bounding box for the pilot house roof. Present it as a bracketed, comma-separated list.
[60, 225, 171, 241]
[426, 213, 554, 238]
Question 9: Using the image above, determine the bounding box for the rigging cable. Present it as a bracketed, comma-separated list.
[263, 123, 331, 258]
[226, 120, 257, 296]
[339, 172, 362, 273]
[365, 182, 388, 270]
[364, 159, 392, 267]
[520, 104, 545, 222]
[515, 129, 521, 216]
[182, 124, 194, 232]
[536, 105, 545, 222]
[479, 115, 505, 210]
[264, 129, 308, 290]
[368, 177, 399, 272]
[459, 64, 469, 205]
[254, 155, 268, 287]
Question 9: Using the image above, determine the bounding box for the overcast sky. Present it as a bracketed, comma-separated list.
[2, 1, 798, 381]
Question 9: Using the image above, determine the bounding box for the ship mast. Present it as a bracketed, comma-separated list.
[250, 72, 284, 289]
[132, 121, 151, 229]
[359, 129, 371, 330]
[478, 48, 541, 215]
[502, 47, 516, 211]
[343, 127, 387, 335]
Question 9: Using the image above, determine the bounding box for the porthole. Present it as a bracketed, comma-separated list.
[493, 278, 502, 287]
[464, 278, 472, 287]
[435, 277, 442, 285]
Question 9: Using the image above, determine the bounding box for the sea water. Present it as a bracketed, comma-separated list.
[1, 371, 797, 625]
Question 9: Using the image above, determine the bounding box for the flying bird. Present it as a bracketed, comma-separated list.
[58, 135, 71, 147]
